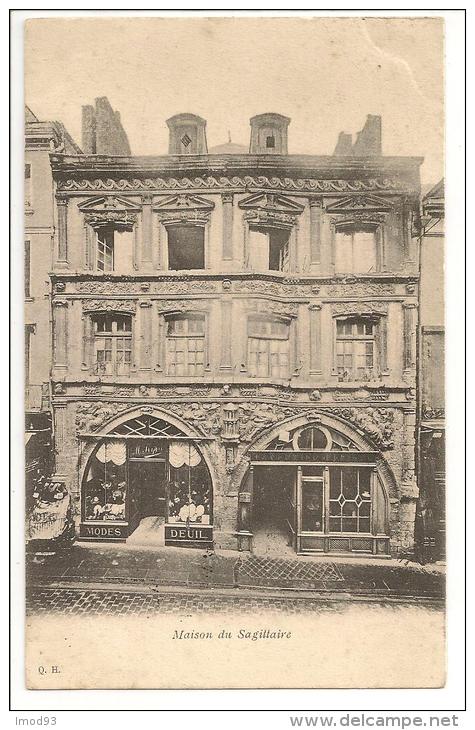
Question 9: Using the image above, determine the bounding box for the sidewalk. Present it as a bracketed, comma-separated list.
[27, 541, 445, 600]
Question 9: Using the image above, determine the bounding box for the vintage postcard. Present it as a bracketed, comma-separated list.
[23, 14, 446, 690]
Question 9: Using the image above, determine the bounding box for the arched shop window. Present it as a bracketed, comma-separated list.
[83, 440, 127, 522]
[82, 415, 213, 529]
[168, 442, 212, 525]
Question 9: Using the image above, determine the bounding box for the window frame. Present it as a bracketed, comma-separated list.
[25, 163, 32, 209]
[246, 315, 291, 379]
[164, 312, 208, 377]
[90, 222, 136, 274]
[246, 223, 292, 273]
[91, 313, 134, 376]
[333, 221, 382, 274]
[164, 222, 208, 271]
[334, 316, 379, 382]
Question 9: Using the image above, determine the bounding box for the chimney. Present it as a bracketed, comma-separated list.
[81, 97, 131, 156]
[249, 113, 290, 154]
[352, 115, 382, 156]
[166, 113, 208, 155]
[81, 104, 96, 154]
[333, 132, 353, 156]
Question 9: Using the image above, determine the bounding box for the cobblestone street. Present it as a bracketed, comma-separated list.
[27, 584, 443, 616]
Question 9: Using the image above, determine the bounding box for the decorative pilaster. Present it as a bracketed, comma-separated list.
[221, 193, 234, 261]
[56, 197, 69, 265]
[308, 304, 322, 375]
[53, 300, 68, 368]
[81, 314, 93, 369]
[220, 298, 233, 370]
[53, 404, 67, 474]
[403, 304, 417, 371]
[379, 315, 388, 373]
[139, 301, 152, 369]
[309, 196, 323, 265]
[141, 195, 153, 265]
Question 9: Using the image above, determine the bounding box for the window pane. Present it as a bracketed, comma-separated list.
[354, 229, 377, 273]
[335, 231, 353, 273]
[113, 229, 134, 274]
[167, 226, 205, 270]
[302, 482, 324, 532]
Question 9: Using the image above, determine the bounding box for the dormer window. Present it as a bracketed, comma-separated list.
[266, 135, 275, 149]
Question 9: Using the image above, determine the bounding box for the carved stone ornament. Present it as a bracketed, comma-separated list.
[331, 301, 388, 316]
[57, 175, 413, 194]
[325, 194, 394, 213]
[76, 401, 130, 433]
[76, 280, 218, 295]
[243, 209, 296, 227]
[84, 211, 138, 225]
[247, 299, 300, 317]
[327, 406, 396, 449]
[326, 283, 395, 297]
[82, 299, 137, 314]
[157, 299, 208, 314]
[330, 212, 386, 226]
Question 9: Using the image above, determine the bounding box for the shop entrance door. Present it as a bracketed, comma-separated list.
[128, 460, 167, 518]
[252, 466, 297, 555]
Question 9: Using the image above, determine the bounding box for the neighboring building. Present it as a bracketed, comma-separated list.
[82, 97, 131, 156]
[416, 180, 445, 561]
[24, 106, 82, 486]
[47, 112, 422, 557]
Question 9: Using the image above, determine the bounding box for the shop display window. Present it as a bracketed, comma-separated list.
[167, 442, 211, 524]
[84, 440, 127, 522]
[302, 481, 324, 532]
[329, 466, 372, 533]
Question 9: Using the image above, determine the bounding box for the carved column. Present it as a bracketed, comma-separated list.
[220, 298, 233, 370]
[221, 193, 234, 261]
[403, 304, 417, 371]
[238, 466, 253, 552]
[309, 197, 323, 265]
[141, 195, 153, 266]
[53, 300, 68, 368]
[139, 301, 152, 369]
[308, 304, 322, 375]
[56, 197, 69, 265]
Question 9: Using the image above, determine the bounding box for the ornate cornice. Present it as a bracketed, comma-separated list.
[56, 175, 412, 194]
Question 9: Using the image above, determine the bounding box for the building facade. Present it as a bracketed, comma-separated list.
[47, 112, 422, 557]
[416, 180, 445, 561]
[25, 106, 82, 487]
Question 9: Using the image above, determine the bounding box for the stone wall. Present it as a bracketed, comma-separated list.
[81, 97, 131, 156]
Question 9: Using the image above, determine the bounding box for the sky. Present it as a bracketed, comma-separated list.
[25, 16, 444, 186]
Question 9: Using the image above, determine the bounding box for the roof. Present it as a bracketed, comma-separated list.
[208, 142, 248, 155]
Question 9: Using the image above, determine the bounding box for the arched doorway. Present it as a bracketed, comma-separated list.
[241, 419, 390, 556]
[80, 413, 213, 547]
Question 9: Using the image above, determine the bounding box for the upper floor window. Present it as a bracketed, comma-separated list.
[94, 224, 134, 273]
[248, 226, 290, 272]
[335, 224, 378, 274]
[25, 163, 32, 208]
[166, 314, 206, 376]
[336, 318, 376, 381]
[167, 225, 205, 270]
[93, 313, 132, 376]
[248, 317, 290, 379]
[266, 135, 275, 149]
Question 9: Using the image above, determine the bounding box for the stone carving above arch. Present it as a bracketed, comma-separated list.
[245, 299, 300, 318]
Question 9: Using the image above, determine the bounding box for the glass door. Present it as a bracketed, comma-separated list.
[284, 468, 298, 550]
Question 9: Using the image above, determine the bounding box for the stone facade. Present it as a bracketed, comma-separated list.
[47, 112, 422, 557]
[82, 97, 131, 156]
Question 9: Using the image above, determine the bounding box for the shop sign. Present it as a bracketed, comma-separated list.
[79, 523, 128, 540]
[165, 524, 213, 549]
[129, 442, 165, 460]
